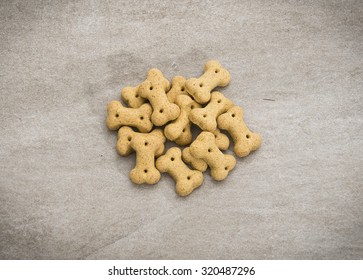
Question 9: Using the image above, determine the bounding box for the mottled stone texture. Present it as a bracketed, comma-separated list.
[0, 0, 362, 259]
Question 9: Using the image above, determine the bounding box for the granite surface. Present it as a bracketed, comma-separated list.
[0, 0, 362, 259]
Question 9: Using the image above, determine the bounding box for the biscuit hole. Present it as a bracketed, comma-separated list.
[140, 116, 144, 120]
[215, 69, 220, 73]
[203, 114, 207, 118]
[232, 114, 235, 118]
[225, 166, 228, 170]
[208, 148, 211, 152]
[246, 134, 250, 139]
[144, 142, 148, 146]
[182, 129, 185, 132]
[217, 99, 221, 103]
[144, 169, 148, 173]
[149, 86, 153, 90]
[159, 109, 164, 113]
[199, 83, 203, 87]
[181, 87, 185, 91]
[191, 105, 195, 109]
[171, 157, 174, 161]
[187, 176, 191, 180]
[115, 114, 119, 118]
[135, 94, 139, 98]
[127, 136, 132, 141]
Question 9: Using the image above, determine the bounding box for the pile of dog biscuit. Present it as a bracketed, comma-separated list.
[106, 60, 261, 196]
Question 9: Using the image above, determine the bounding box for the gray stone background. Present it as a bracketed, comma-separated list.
[0, 0, 362, 259]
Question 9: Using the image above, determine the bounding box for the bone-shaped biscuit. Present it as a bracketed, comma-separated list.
[106, 101, 153, 132]
[174, 122, 192, 146]
[217, 106, 262, 157]
[182, 129, 229, 172]
[164, 95, 201, 146]
[138, 71, 181, 126]
[185, 60, 231, 104]
[116, 126, 165, 184]
[189, 132, 236, 181]
[213, 128, 230, 151]
[116, 126, 163, 156]
[121, 86, 145, 109]
[189, 91, 233, 132]
[121, 68, 170, 108]
[166, 76, 188, 103]
[156, 147, 203, 196]
[182, 147, 208, 173]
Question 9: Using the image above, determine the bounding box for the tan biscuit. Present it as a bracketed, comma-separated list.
[156, 147, 203, 196]
[116, 126, 165, 184]
[166, 76, 188, 103]
[189, 91, 233, 132]
[189, 132, 236, 181]
[121, 86, 145, 108]
[174, 122, 192, 146]
[185, 60, 231, 104]
[138, 71, 181, 126]
[213, 128, 230, 151]
[121, 68, 170, 108]
[106, 101, 153, 132]
[164, 95, 201, 145]
[182, 147, 208, 172]
[116, 126, 135, 156]
[181, 129, 229, 172]
[217, 106, 262, 157]
[116, 126, 164, 156]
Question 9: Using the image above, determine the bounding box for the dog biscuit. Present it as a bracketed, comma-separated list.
[116, 126, 165, 184]
[121, 86, 145, 109]
[106, 101, 153, 132]
[185, 60, 231, 104]
[189, 91, 233, 132]
[116, 126, 135, 156]
[116, 126, 163, 156]
[182, 147, 208, 172]
[156, 147, 203, 196]
[182, 129, 229, 172]
[164, 95, 201, 145]
[121, 68, 170, 108]
[166, 76, 188, 103]
[213, 128, 230, 151]
[174, 122, 192, 146]
[138, 71, 181, 126]
[217, 106, 262, 157]
[189, 132, 236, 181]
